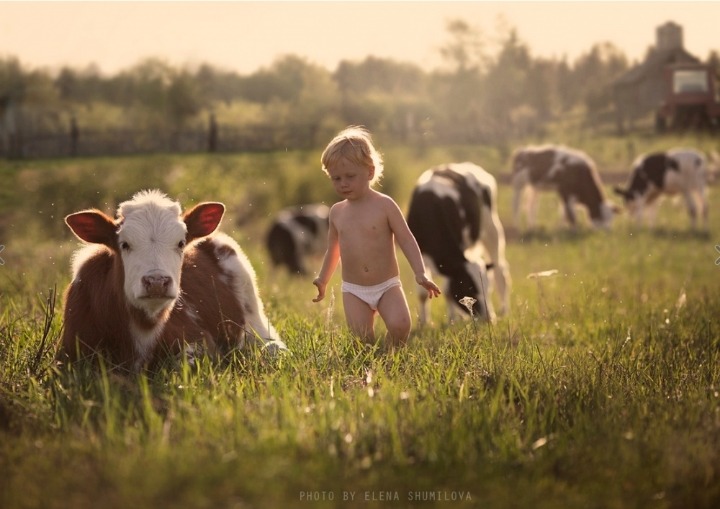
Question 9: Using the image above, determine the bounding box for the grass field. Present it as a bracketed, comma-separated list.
[1, 135, 720, 508]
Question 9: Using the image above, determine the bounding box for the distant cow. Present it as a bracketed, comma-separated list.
[58, 190, 286, 372]
[511, 145, 616, 229]
[613, 148, 708, 228]
[407, 163, 511, 323]
[266, 204, 329, 275]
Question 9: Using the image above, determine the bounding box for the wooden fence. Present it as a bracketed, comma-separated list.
[0, 123, 322, 159]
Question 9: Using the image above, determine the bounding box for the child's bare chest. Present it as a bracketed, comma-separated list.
[336, 207, 389, 241]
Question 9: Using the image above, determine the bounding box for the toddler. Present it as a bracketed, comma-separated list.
[312, 126, 441, 347]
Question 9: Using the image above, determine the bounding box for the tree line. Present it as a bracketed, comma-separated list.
[1, 20, 714, 158]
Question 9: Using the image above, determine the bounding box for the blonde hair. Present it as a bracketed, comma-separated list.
[321, 126, 384, 187]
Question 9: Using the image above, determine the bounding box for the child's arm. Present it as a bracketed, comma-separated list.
[313, 218, 340, 303]
[386, 199, 441, 298]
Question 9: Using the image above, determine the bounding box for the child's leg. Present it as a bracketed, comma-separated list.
[376, 286, 412, 347]
[342, 292, 376, 343]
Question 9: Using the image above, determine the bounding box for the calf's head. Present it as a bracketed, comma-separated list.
[65, 190, 225, 318]
[613, 161, 653, 217]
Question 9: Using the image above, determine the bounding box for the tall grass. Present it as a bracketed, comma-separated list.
[1, 137, 720, 508]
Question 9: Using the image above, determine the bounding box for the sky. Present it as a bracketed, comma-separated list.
[0, 1, 718, 76]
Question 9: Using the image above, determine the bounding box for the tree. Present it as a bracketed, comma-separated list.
[571, 43, 628, 118]
[334, 57, 425, 96]
[439, 19, 488, 73]
[166, 71, 202, 128]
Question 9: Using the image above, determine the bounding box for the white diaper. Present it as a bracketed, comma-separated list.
[341, 276, 402, 310]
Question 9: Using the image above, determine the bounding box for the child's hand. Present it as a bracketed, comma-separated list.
[415, 274, 441, 299]
[312, 278, 326, 303]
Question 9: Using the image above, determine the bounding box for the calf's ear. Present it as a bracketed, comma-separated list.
[66, 210, 118, 246]
[184, 202, 225, 241]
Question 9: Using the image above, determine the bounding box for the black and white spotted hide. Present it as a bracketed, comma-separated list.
[266, 204, 329, 275]
[613, 148, 708, 228]
[407, 163, 511, 324]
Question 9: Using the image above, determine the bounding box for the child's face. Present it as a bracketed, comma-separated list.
[327, 158, 373, 200]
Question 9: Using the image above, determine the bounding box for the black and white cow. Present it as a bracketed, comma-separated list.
[613, 148, 708, 228]
[511, 144, 616, 229]
[407, 163, 511, 323]
[266, 204, 329, 275]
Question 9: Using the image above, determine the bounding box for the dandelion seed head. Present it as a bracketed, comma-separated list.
[459, 296, 477, 315]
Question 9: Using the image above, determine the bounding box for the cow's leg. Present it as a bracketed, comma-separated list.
[632, 200, 644, 226]
[527, 188, 541, 229]
[511, 172, 529, 228]
[687, 185, 708, 229]
[700, 186, 709, 228]
[491, 258, 511, 316]
[682, 190, 699, 228]
[213, 233, 287, 352]
[445, 282, 459, 323]
[693, 170, 709, 228]
[643, 192, 662, 228]
[560, 195, 577, 227]
[479, 217, 511, 316]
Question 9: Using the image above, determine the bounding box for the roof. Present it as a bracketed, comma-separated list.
[614, 47, 700, 87]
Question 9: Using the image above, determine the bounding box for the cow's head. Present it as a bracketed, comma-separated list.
[590, 201, 620, 229]
[613, 184, 642, 213]
[448, 260, 494, 322]
[65, 190, 224, 318]
[510, 148, 534, 178]
[613, 161, 652, 217]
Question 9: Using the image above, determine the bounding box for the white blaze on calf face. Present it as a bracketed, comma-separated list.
[116, 192, 188, 316]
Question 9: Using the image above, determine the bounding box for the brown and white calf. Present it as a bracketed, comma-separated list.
[265, 204, 329, 276]
[407, 163, 511, 323]
[613, 148, 708, 228]
[58, 190, 286, 372]
[511, 145, 616, 229]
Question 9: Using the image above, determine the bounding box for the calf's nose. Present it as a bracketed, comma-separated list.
[142, 272, 172, 297]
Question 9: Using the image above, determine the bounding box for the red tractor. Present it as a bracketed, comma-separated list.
[656, 62, 720, 132]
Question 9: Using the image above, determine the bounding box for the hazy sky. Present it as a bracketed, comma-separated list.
[1, 1, 718, 75]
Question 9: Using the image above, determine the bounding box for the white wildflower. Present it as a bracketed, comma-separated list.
[459, 296, 477, 315]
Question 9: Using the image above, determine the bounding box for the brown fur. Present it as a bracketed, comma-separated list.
[58, 196, 247, 372]
[59, 237, 248, 372]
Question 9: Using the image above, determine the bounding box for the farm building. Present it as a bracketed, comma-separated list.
[613, 21, 701, 131]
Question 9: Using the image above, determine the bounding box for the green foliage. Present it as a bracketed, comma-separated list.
[1, 21, 644, 155]
[1, 144, 720, 508]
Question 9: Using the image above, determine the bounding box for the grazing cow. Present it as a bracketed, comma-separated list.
[511, 144, 616, 229]
[58, 190, 286, 372]
[407, 162, 511, 323]
[265, 204, 329, 276]
[613, 148, 708, 228]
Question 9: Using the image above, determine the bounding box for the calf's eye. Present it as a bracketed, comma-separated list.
[120, 241, 131, 251]
[178, 240, 187, 249]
